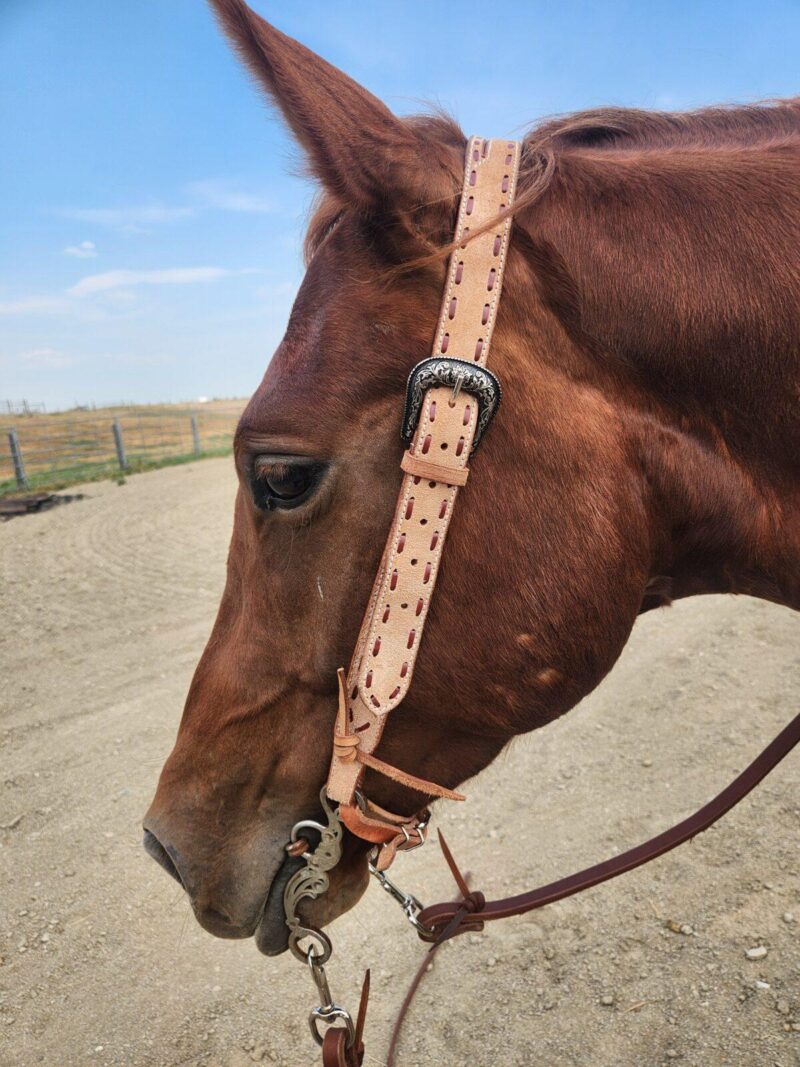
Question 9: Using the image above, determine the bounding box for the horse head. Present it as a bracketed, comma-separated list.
[144, 0, 799, 956]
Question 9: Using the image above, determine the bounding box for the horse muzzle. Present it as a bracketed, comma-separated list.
[142, 813, 370, 954]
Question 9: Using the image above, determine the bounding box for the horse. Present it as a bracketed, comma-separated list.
[144, 0, 800, 971]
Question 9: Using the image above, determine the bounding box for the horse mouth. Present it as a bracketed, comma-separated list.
[254, 850, 305, 956]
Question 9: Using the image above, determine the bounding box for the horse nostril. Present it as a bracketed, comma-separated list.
[143, 828, 184, 888]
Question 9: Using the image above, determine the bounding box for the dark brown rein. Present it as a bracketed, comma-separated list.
[420, 705, 800, 942]
[379, 706, 800, 1062]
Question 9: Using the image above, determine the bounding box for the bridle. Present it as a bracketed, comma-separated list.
[280, 136, 800, 1067]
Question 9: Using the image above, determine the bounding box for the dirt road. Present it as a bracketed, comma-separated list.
[1, 458, 798, 1067]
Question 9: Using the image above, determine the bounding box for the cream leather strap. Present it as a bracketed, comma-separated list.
[327, 136, 521, 836]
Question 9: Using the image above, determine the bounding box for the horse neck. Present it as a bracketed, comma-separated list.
[514, 144, 800, 611]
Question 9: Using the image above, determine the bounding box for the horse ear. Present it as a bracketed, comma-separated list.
[209, 0, 463, 227]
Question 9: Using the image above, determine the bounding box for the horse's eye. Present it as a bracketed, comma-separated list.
[251, 457, 324, 511]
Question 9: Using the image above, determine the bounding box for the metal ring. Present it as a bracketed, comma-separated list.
[309, 1008, 356, 1049]
[290, 818, 326, 843]
[288, 926, 333, 965]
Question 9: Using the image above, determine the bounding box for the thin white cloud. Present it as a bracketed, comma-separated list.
[0, 295, 72, 317]
[64, 240, 98, 259]
[1, 267, 260, 322]
[186, 179, 275, 214]
[68, 266, 247, 297]
[56, 204, 195, 228]
[55, 182, 276, 233]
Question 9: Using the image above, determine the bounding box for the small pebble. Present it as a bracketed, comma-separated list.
[782, 912, 795, 924]
[600, 994, 615, 1006]
[665, 1051, 679, 1060]
[776, 999, 791, 1015]
[642, 759, 653, 768]
[745, 945, 768, 960]
[755, 980, 770, 990]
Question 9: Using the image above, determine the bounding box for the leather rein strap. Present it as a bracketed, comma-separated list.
[417, 706, 800, 942]
[326, 135, 522, 862]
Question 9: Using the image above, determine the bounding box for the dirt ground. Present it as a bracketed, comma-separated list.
[1, 457, 798, 1067]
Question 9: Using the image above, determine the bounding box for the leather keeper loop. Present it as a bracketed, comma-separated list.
[333, 735, 360, 762]
[400, 451, 469, 486]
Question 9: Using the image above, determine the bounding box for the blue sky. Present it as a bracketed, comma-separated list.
[2, 0, 799, 411]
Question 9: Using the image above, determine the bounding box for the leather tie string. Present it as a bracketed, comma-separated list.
[333, 669, 465, 803]
[430, 830, 485, 945]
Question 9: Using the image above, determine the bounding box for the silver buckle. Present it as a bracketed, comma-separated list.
[401, 357, 502, 452]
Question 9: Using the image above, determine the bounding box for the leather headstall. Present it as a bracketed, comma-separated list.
[326, 136, 521, 870]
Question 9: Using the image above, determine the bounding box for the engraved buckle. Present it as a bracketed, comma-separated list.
[401, 357, 502, 453]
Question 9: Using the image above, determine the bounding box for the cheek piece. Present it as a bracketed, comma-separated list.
[326, 136, 520, 868]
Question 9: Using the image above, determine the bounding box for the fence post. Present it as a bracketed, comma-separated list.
[112, 419, 128, 470]
[190, 413, 201, 455]
[7, 429, 28, 489]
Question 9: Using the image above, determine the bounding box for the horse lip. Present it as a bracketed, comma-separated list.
[254, 850, 305, 956]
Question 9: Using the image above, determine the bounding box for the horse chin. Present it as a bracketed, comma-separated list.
[254, 852, 304, 956]
[254, 841, 371, 957]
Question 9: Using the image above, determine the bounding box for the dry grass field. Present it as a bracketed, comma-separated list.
[0, 399, 246, 496]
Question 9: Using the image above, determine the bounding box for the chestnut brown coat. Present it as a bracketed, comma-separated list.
[144, 0, 800, 956]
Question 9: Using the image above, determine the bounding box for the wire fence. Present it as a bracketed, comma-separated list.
[0, 404, 244, 496]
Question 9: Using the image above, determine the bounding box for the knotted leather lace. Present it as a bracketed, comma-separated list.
[333, 669, 465, 803]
